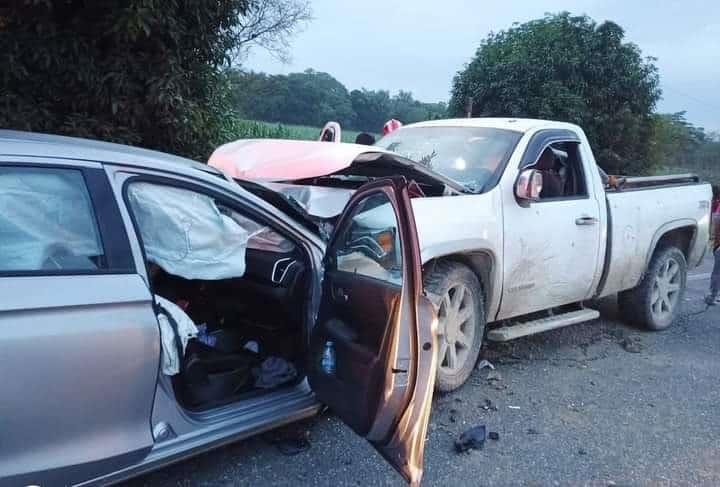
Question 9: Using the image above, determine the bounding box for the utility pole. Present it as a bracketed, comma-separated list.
[465, 96, 474, 118]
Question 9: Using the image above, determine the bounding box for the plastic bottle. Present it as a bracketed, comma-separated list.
[320, 341, 336, 375]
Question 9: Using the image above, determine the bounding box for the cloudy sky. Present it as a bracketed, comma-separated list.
[245, 0, 720, 132]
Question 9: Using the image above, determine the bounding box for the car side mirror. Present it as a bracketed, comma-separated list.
[515, 168, 543, 202]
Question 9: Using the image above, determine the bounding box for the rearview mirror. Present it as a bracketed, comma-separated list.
[515, 169, 543, 202]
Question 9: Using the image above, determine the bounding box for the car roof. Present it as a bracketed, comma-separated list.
[0, 129, 222, 177]
[407, 117, 581, 133]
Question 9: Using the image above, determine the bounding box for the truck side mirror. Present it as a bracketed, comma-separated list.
[515, 168, 543, 202]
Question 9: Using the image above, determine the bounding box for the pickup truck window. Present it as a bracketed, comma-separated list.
[376, 127, 522, 192]
[531, 142, 588, 200]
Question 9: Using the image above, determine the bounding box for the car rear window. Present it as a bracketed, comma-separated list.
[0, 166, 106, 273]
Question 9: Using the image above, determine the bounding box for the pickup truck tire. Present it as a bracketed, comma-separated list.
[618, 246, 687, 331]
[423, 261, 485, 392]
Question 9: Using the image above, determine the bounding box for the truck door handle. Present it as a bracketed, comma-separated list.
[575, 215, 598, 226]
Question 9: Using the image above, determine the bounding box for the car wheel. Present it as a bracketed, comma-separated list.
[423, 261, 485, 392]
[618, 246, 687, 331]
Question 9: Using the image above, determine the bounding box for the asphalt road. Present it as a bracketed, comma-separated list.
[125, 257, 719, 487]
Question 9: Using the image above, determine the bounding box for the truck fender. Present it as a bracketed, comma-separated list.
[643, 219, 697, 274]
[421, 249, 500, 321]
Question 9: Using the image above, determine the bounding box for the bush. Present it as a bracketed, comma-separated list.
[0, 1, 250, 161]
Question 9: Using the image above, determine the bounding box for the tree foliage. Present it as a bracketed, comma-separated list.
[450, 13, 661, 174]
[0, 0, 251, 160]
[234, 0, 312, 63]
[232, 69, 447, 133]
[650, 112, 720, 184]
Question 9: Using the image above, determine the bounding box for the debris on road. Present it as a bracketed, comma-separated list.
[454, 425, 486, 453]
[480, 399, 498, 411]
[477, 359, 495, 371]
[508, 405, 521, 410]
[578, 448, 588, 456]
[267, 428, 311, 456]
[488, 431, 500, 441]
[485, 370, 503, 382]
[621, 336, 644, 353]
[526, 428, 541, 435]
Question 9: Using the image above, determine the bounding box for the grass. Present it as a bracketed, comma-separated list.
[229, 119, 370, 144]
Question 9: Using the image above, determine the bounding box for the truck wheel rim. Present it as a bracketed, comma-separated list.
[437, 283, 475, 374]
[651, 257, 682, 320]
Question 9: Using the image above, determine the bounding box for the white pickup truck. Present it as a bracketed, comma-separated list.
[210, 118, 712, 391]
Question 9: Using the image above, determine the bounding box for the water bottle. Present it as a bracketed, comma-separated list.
[320, 341, 336, 375]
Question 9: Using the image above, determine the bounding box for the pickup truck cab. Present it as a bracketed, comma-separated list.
[211, 118, 712, 391]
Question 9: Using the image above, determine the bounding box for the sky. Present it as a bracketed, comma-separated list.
[244, 0, 720, 132]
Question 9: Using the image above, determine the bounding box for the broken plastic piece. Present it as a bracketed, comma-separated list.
[476, 359, 495, 371]
[488, 431, 500, 441]
[454, 425, 486, 453]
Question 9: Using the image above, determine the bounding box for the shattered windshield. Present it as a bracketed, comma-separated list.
[375, 126, 522, 192]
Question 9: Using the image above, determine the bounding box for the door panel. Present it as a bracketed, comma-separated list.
[498, 138, 603, 319]
[0, 274, 159, 485]
[500, 193, 602, 318]
[308, 178, 437, 485]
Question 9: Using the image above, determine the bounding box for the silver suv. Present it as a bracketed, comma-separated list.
[0, 131, 437, 486]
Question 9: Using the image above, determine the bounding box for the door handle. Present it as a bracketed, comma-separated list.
[575, 215, 599, 226]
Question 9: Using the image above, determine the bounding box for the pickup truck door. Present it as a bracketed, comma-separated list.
[307, 178, 437, 485]
[499, 134, 604, 318]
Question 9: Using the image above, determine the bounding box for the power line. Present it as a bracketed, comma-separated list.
[662, 83, 720, 114]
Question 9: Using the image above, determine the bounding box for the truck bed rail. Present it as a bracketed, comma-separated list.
[607, 173, 700, 192]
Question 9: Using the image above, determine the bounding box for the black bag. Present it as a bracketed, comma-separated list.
[181, 340, 259, 407]
[156, 301, 258, 407]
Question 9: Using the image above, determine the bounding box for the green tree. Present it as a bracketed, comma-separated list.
[230, 70, 290, 122]
[350, 88, 391, 132]
[0, 1, 251, 160]
[450, 13, 661, 174]
[284, 69, 355, 127]
[650, 112, 720, 184]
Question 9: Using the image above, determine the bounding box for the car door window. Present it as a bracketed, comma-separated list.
[331, 192, 402, 285]
[0, 166, 105, 272]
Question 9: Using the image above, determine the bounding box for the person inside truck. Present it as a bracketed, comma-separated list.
[535, 147, 565, 198]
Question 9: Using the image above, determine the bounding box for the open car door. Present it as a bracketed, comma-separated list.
[308, 177, 438, 485]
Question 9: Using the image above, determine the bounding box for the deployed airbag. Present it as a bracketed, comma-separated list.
[127, 183, 248, 280]
[0, 167, 103, 271]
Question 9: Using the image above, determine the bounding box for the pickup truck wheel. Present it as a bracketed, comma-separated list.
[618, 246, 687, 331]
[423, 261, 485, 392]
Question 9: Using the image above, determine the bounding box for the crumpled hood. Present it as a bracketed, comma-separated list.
[209, 139, 389, 180]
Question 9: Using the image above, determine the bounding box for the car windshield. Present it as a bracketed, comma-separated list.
[375, 126, 522, 192]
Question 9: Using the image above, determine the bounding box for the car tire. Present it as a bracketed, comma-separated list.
[618, 246, 687, 331]
[423, 261, 485, 392]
